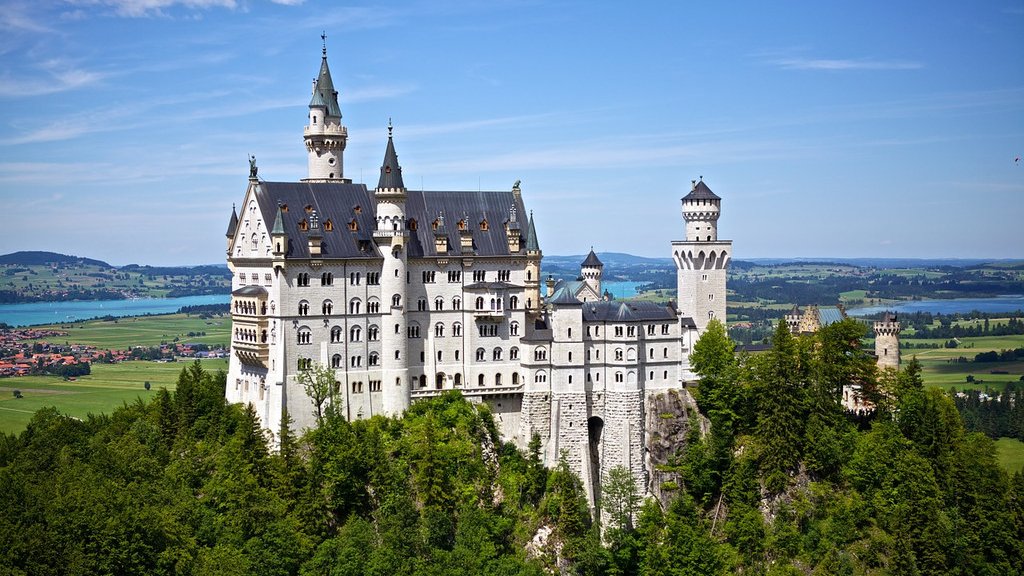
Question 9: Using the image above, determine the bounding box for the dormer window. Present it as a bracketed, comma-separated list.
[432, 218, 441, 231]
[305, 205, 313, 213]
[280, 204, 288, 213]
[408, 218, 418, 231]
[457, 219, 466, 231]
[479, 218, 489, 231]
[298, 219, 309, 231]
[324, 219, 333, 232]
[353, 205, 362, 214]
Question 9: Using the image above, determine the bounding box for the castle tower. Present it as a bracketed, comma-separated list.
[225, 204, 238, 254]
[303, 36, 349, 182]
[671, 177, 731, 335]
[580, 248, 603, 300]
[874, 312, 901, 370]
[374, 122, 410, 415]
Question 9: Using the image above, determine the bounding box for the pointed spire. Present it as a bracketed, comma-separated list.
[225, 204, 238, 237]
[309, 35, 342, 118]
[272, 204, 286, 235]
[582, 247, 602, 268]
[525, 210, 540, 252]
[376, 120, 405, 190]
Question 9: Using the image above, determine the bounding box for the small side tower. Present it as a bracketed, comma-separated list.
[374, 122, 410, 416]
[580, 248, 603, 300]
[225, 204, 238, 254]
[524, 211, 542, 313]
[671, 177, 731, 335]
[303, 35, 348, 182]
[874, 312, 901, 370]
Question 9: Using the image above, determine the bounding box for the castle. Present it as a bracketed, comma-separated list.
[224, 44, 730, 507]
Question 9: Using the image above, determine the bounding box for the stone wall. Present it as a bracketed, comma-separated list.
[645, 387, 707, 507]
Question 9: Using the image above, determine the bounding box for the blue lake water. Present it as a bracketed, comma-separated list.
[848, 295, 1024, 317]
[0, 294, 231, 327]
[604, 281, 645, 299]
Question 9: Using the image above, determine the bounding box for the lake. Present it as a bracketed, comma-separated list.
[604, 281, 645, 299]
[848, 295, 1024, 317]
[0, 294, 231, 327]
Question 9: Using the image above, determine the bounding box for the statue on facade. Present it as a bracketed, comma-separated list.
[249, 155, 258, 179]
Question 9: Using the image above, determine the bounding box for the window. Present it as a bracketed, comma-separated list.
[407, 323, 421, 338]
[662, 324, 670, 335]
[392, 294, 402, 308]
[476, 348, 485, 361]
[455, 350, 460, 361]
[416, 298, 427, 311]
[647, 325, 655, 335]
[349, 299, 361, 315]
[352, 381, 363, 393]
[615, 372, 623, 383]
[369, 352, 379, 366]
[448, 270, 461, 283]
[475, 297, 484, 310]
[493, 348, 502, 361]
[350, 272, 361, 285]
[510, 321, 520, 336]
[510, 347, 519, 360]
[453, 322, 462, 337]
[350, 325, 362, 342]
[371, 380, 382, 392]
[434, 322, 445, 337]
[297, 357, 312, 370]
[534, 347, 547, 361]
[701, 273, 708, 282]
[615, 326, 623, 337]
[367, 299, 380, 314]
[422, 271, 436, 283]
[434, 297, 444, 310]
[322, 300, 333, 315]
[331, 326, 343, 343]
[568, 328, 572, 338]
[627, 326, 636, 337]
[368, 325, 379, 341]
[509, 295, 519, 309]
[497, 270, 510, 282]
[367, 272, 380, 285]
[395, 350, 401, 360]
[512, 372, 520, 385]
[709, 311, 715, 319]
[479, 324, 498, 337]
[321, 272, 333, 286]
[473, 270, 486, 282]
[663, 347, 668, 358]
[615, 348, 623, 361]
[297, 273, 310, 287]
[298, 301, 309, 316]
[332, 354, 343, 368]
[453, 297, 462, 309]
[351, 356, 362, 368]
[709, 293, 715, 301]
[437, 350, 443, 361]
[535, 371, 547, 383]
[298, 328, 311, 344]
[568, 351, 573, 362]
[478, 374, 485, 387]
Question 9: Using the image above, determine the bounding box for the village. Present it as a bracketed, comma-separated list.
[0, 327, 228, 378]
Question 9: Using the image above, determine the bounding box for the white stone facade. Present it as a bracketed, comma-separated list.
[224, 47, 731, 510]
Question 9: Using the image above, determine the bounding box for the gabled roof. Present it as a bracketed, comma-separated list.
[581, 248, 603, 268]
[309, 54, 342, 118]
[549, 286, 582, 306]
[683, 178, 720, 201]
[225, 206, 238, 237]
[582, 300, 677, 322]
[376, 128, 405, 190]
[405, 190, 528, 258]
[817, 306, 847, 327]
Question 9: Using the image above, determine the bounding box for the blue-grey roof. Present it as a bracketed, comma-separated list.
[525, 211, 540, 252]
[817, 306, 846, 327]
[376, 133, 405, 190]
[232, 285, 268, 297]
[309, 56, 342, 118]
[581, 249, 603, 268]
[226, 206, 238, 237]
[582, 301, 677, 323]
[549, 286, 582, 306]
[251, 182, 528, 260]
[683, 179, 720, 201]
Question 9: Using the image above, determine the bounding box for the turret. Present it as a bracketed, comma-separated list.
[524, 211, 542, 312]
[303, 35, 348, 182]
[225, 204, 238, 253]
[681, 176, 721, 242]
[580, 248, 603, 299]
[671, 176, 731, 337]
[874, 312, 901, 370]
[373, 122, 410, 416]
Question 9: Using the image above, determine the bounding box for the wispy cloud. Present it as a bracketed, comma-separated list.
[270, 0, 304, 5]
[0, 60, 106, 97]
[65, 0, 239, 18]
[770, 57, 924, 71]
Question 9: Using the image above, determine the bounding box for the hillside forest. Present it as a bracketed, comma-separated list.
[1, 318, 1023, 575]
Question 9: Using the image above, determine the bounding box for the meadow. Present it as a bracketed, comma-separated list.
[995, 437, 1024, 474]
[32, 312, 231, 348]
[0, 358, 228, 434]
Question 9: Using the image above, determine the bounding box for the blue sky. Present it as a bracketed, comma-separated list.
[0, 0, 1022, 266]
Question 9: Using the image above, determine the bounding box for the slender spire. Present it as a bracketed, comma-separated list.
[309, 35, 342, 118]
[272, 204, 286, 235]
[225, 204, 238, 237]
[525, 210, 540, 252]
[376, 121, 405, 190]
[582, 247, 602, 268]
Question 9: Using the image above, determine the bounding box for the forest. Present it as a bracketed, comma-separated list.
[1, 320, 1023, 575]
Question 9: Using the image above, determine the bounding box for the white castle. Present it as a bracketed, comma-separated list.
[224, 44, 731, 506]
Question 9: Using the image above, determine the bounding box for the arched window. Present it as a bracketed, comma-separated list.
[332, 354, 342, 368]
[298, 300, 309, 316]
[367, 298, 380, 314]
[512, 372, 520, 385]
[615, 348, 623, 361]
[434, 323, 445, 337]
[453, 296, 462, 309]
[627, 348, 637, 361]
[392, 294, 402, 308]
[407, 322, 420, 338]
[417, 298, 427, 311]
[453, 322, 463, 337]
[510, 296, 519, 309]
[510, 321, 520, 336]
[535, 370, 547, 383]
[369, 352, 379, 366]
[478, 374, 485, 387]
[476, 348, 486, 361]
[297, 327, 311, 345]
[475, 297, 484, 310]
[510, 347, 519, 360]
[493, 348, 502, 361]
[454, 373, 462, 387]
[495, 373, 502, 386]
[349, 298, 361, 315]
[534, 347, 547, 361]
[322, 300, 333, 315]
[434, 297, 444, 310]
[368, 325, 379, 341]
[330, 326, 343, 343]
[350, 325, 362, 342]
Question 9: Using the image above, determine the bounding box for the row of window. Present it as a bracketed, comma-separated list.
[295, 272, 381, 287]
[296, 270, 525, 287]
[295, 295, 523, 316]
[233, 301, 267, 315]
[237, 272, 272, 284]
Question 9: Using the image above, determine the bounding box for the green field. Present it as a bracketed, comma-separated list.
[904, 333, 1024, 390]
[995, 437, 1024, 474]
[32, 313, 231, 348]
[0, 359, 228, 434]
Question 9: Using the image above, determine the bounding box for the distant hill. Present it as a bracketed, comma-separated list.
[120, 264, 231, 278]
[0, 251, 112, 268]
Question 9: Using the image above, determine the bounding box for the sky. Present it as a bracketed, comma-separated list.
[0, 0, 1022, 266]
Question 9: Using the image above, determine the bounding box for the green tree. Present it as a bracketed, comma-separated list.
[602, 465, 640, 532]
[298, 362, 336, 425]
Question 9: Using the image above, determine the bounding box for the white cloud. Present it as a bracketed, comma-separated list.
[270, 0, 304, 5]
[64, 0, 239, 18]
[770, 57, 923, 71]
